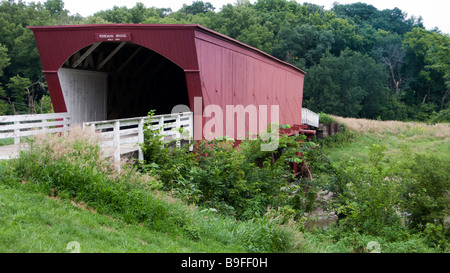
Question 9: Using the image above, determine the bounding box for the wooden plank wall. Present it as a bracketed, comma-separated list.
[58, 68, 107, 124]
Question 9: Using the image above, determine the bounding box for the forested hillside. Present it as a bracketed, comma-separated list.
[0, 0, 449, 122]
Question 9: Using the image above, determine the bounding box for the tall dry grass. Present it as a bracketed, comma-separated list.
[331, 115, 450, 139]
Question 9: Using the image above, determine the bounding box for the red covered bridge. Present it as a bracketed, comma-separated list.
[28, 24, 318, 142]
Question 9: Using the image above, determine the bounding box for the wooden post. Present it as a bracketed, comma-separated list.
[42, 117, 48, 133]
[176, 114, 181, 149]
[158, 116, 164, 132]
[138, 118, 144, 161]
[188, 112, 194, 151]
[90, 124, 96, 133]
[113, 120, 120, 169]
[14, 121, 20, 145]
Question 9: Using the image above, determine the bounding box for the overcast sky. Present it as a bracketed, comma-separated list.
[61, 0, 450, 34]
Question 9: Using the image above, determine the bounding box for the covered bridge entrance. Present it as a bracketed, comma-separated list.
[59, 41, 189, 123]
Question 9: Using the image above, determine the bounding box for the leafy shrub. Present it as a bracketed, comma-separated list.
[428, 108, 450, 124]
[315, 127, 356, 149]
[319, 112, 336, 125]
[401, 153, 450, 247]
[413, 103, 439, 121]
[332, 144, 405, 236]
[140, 112, 320, 220]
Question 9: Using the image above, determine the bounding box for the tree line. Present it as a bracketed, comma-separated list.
[0, 0, 449, 121]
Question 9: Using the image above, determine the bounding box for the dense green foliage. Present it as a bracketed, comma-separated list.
[138, 110, 449, 252]
[141, 111, 317, 221]
[0, 0, 449, 121]
[306, 121, 449, 252]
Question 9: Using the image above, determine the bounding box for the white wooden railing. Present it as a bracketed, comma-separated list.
[302, 108, 319, 128]
[83, 112, 193, 163]
[0, 112, 71, 144]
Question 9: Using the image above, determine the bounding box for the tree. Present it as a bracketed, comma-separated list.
[43, 0, 67, 17]
[370, 7, 418, 36]
[372, 30, 406, 96]
[129, 2, 147, 23]
[332, 2, 377, 22]
[237, 24, 274, 53]
[303, 49, 388, 118]
[0, 43, 10, 77]
[209, 3, 260, 39]
[325, 16, 365, 55]
[425, 33, 450, 109]
[0, 43, 10, 114]
[180, 1, 215, 15]
[6, 75, 30, 114]
[403, 28, 449, 108]
[273, 24, 334, 68]
[94, 6, 133, 23]
[332, 3, 420, 36]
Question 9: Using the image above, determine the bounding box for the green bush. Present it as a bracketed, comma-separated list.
[428, 108, 450, 124]
[319, 113, 336, 125]
[315, 128, 356, 149]
[401, 153, 450, 248]
[140, 112, 320, 220]
[413, 103, 439, 122]
[332, 144, 405, 236]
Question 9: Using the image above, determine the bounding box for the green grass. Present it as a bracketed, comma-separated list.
[323, 128, 450, 168]
[0, 181, 250, 253]
[324, 115, 450, 168]
[0, 138, 13, 147]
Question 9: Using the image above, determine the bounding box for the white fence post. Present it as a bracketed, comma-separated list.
[14, 121, 20, 145]
[113, 120, 120, 167]
[138, 118, 144, 161]
[188, 112, 194, 151]
[189, 112, 193, 139]
[158, 116, 164, 132]
[176, 114, 181, 148]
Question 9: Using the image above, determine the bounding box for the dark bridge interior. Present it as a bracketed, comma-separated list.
[61, 41, 190, 119]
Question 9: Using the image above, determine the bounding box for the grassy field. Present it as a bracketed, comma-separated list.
[325, 116, 450, 166]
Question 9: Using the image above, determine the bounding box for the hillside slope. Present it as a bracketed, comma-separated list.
[0, 182, 245, 253]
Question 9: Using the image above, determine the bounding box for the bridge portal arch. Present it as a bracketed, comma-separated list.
[58, 41, 189, 124]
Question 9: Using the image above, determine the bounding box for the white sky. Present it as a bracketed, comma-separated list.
[60, 0, 449, 34]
